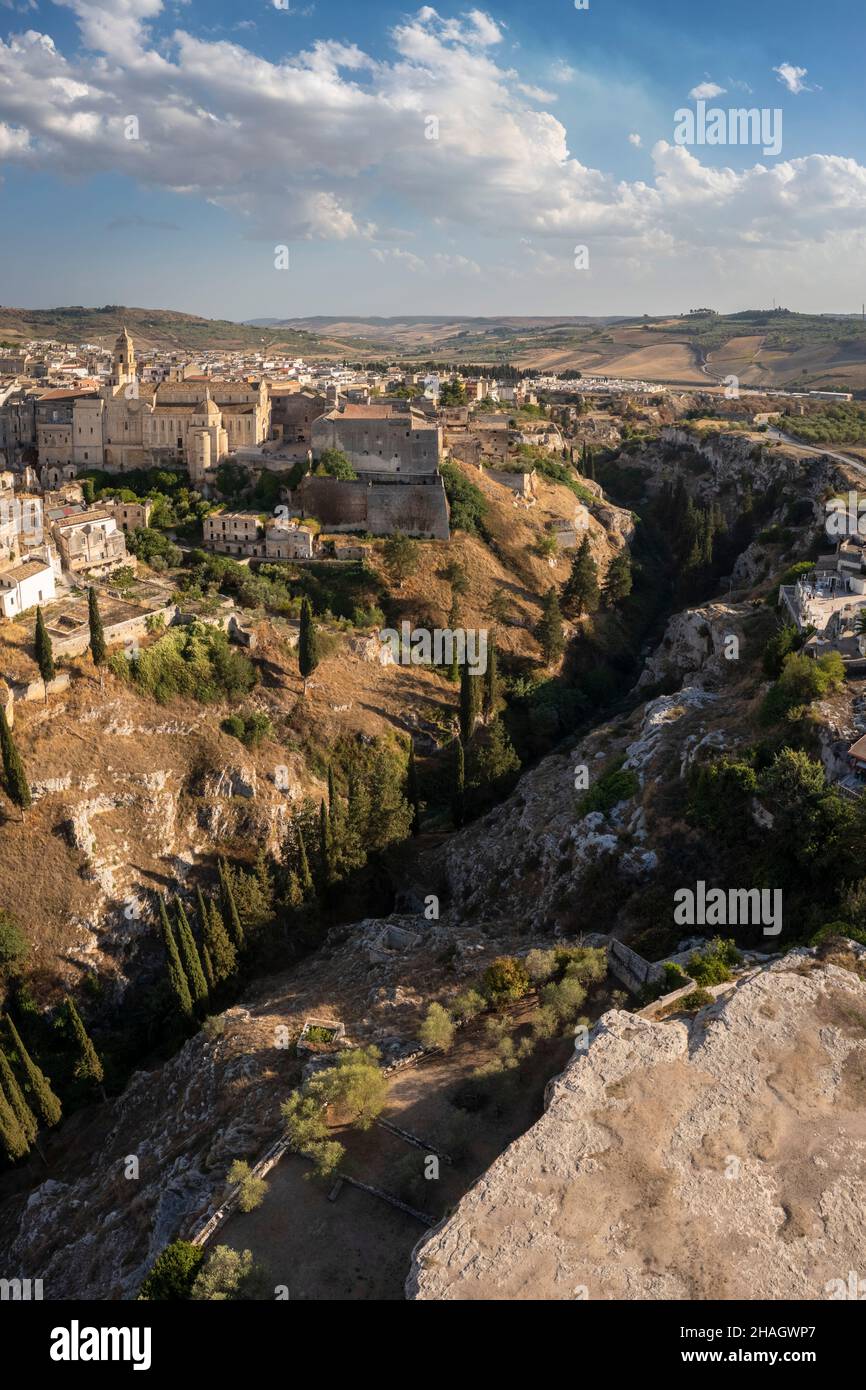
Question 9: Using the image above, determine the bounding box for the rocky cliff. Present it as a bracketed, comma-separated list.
[407, 946, 866, 1300]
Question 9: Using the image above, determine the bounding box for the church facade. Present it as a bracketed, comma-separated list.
[70, 329, 270, 482]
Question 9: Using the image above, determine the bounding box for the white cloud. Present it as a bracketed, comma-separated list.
[372, 247, 426, 272]
[773, 62, 812, 94]
[518, 83, 556, 102]
[689, 82, 726, 100]
[0, 4, 860, 286]
[372, 247, 482, 275]
[549, 59, 575, 84]
[628, 132, 642, 148]
[53, 0, 164, 64]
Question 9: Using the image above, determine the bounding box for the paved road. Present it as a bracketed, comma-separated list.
[766, 427, 866, 479]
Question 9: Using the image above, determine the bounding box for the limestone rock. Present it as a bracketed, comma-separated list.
[408, 952, 866, 1300]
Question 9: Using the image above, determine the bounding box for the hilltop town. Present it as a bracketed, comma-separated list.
[3, 312, 866, 1309]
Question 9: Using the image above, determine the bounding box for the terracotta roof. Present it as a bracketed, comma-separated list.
[37, 388, 96, 401]
[0, 558, 52, 584]
[53, 509, 115, 529]
[331, 404, 407, 419]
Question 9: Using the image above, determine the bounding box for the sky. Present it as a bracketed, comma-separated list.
[0, 0, 864, 320]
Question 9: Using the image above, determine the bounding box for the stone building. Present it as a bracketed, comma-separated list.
[311, 403, 441, 475]
[444, 417, 509, 466]
[0, 556, 56, 620]
[202, 511, 315, 560]
[299, 473, 450, 540]
[0, 485, 44, 566]
[265, 523, 315, 560]
[203, 512, 262, 556]
[110, 499, 154, 532]
[269, 388, 327, 445]
[0, 386, 37, 467]
[68, 330, 270, 477]
[51, 509, 129, 579]
[37, 390, 92, 466]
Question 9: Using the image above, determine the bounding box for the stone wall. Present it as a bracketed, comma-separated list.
[300, 475, 450, 540]
[606, 938, 666, 994]
[367, 482, 450, 540]
[485, 468, 536, 497]
[51, 602, 178, 658]
[299, 477, 368, 531]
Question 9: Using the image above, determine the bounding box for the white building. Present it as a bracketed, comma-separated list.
[0, 556, 56, 620]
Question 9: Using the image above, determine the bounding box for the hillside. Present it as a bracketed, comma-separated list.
[258, 311, 866, 390]
[0, 423, 861, 1304]
[0, 462, 626, 988]
[0, 306, 343, 355]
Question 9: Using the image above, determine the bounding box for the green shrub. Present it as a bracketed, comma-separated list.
[450, 988, 486, 1022]
[760, 651, 844, 726]
[578, 758, 640, 816]
[419, 1002, 456, 1051]
[662, 961, 689, 990]
[679, 988, 714, 1010]
[112, 621, 257, 705]
[0, 910, 28, 972]
[228, 1159, 268, 1213]
[541, 974, 587, 1023]
[440, 461, 488, 535]
[687, 937, 741, 986]
[222, 711, 273, 748]
[810, 922, 866, 948]
[139, 1241, 205, 1301]
[481, 955, 530, 1006]
[524, 948, 558, 983]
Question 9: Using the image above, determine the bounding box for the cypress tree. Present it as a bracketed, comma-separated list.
[219, 860, 246, 953]
[445, 640, 459, 683]
[0, 1083, 28, 1163]
[174, 900, 209, 1008]
[204, 902, 237, 985]
[561, 536, 599, 618]
[459, 663, 480, 747]
[88, 586, 106, 666]
[535, 589, 565, 666]
[0, 1048, 37, 1144]
[201, 943, 216, 993]
[407, 743, 421, 837]
[195, 887, 209, 939]
[452, 739, 466, 829]
[0, 705, 31, 813]
[4, 1016, 61, 1128]
[298, 597, 318, 693]
[297, 829, 314, 899]
[327, 763, 342, 843]
[34, 606, 55, 686]
[482, 640, 498, 722]
[158, 897, 193, 1020]
[318, 799, 332, 885]
[65, 997, 104, 1088]
[603, 550, 633, 607]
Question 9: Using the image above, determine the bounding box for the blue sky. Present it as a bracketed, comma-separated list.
[0, 0, 864, 319]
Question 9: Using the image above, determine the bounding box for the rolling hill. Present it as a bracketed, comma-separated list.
[249, 310, 866, 390]
[0, 305, 343, 355]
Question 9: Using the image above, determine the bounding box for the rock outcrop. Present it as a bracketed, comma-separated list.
[407, 949, 866, 1300]
[638, 602, 747, 691]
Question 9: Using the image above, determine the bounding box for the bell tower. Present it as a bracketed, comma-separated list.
[112, 326, 136, 389]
